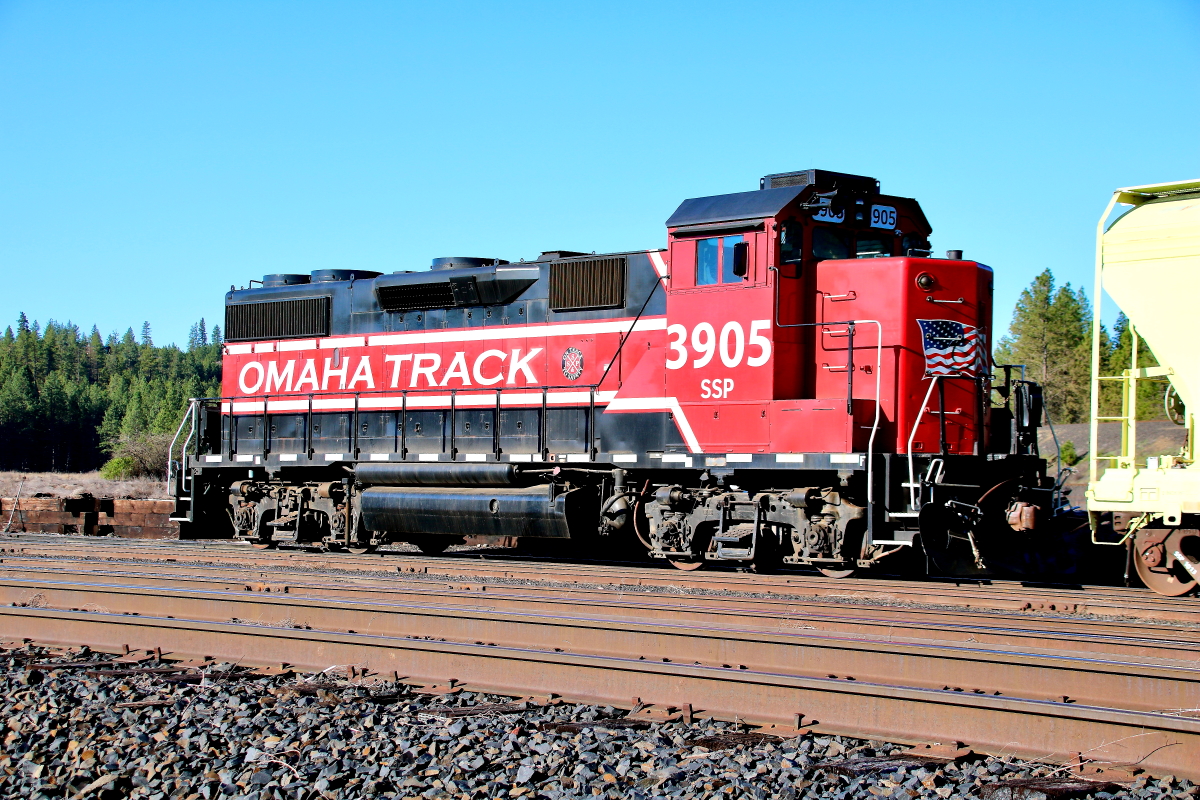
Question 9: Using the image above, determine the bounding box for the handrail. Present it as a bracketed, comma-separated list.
[166, 399, 198, 497]
[1089, 191, 1122, 484]
[906, 377, 940, 510]
[767, 265, 885, 534]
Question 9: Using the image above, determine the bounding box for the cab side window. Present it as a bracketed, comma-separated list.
[696, 237, 719, 285]
[695, 235, 746, 286]
[721, 236, 744, 283]
[779, 223, 802, 264]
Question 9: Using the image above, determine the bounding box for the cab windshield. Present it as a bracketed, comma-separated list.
[811, 226, 893, 260]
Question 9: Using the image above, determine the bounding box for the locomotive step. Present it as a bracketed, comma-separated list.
[714, 548, 753, 559]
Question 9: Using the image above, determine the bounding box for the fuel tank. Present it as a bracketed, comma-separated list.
[359, 485, 595, 539]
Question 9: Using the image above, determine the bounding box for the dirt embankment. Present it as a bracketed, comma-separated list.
[0, 471, 167, 500]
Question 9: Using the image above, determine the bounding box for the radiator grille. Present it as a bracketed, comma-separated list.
[549, 257, 627, 312]
[376, 282, 457, 312]
[225, 297, 330, 342]
[765, 172, 812, 189]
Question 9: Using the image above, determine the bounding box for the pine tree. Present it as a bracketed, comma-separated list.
[994, 269, 1097, 424]
[141, 322, 153, 346]
[1103, 312, 1165, 420]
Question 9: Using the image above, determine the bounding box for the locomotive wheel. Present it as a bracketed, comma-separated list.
[1133, 528, 1200, 596]
[668, 558, 705, 571]
[250, 540, 276, 550]
[816, 565, 856, 579]
[347, 546, 376, 555]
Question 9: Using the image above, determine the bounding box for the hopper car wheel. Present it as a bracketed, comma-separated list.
[668, 558, 705, 571]
[347, 546, 376, 555]
[1133, 528, 1200, 597]
[250, 540, 276, 550]
[817, 565, 857, 579]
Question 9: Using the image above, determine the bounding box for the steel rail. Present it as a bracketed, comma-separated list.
[1, 562, 1198, 663]
[2, 604, 1197, 780]
[2, 534, 1196, 623]
[0, 573, 1197, 716]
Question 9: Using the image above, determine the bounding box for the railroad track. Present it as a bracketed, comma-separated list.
[1, 533, 1196, 623]
[0, 536, 1197, 779]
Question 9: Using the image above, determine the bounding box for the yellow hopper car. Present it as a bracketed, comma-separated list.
[1088, 179, 1200, 595]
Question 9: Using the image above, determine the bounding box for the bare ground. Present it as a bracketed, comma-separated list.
[0, 471, 169, 499]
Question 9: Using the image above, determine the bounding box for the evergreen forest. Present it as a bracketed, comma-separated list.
[0, 316, 222, 475]
[0, 268, 1164, 478]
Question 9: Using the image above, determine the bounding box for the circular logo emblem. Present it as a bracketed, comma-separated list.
[561, 347, 584, 381]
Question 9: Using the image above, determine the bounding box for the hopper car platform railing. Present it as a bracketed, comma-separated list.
[1090, 322, 1177, 478]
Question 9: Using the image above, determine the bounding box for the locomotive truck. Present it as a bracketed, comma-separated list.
[169, 169, 1060, 577]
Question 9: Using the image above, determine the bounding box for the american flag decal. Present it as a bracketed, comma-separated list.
[917, 319, 985, 377]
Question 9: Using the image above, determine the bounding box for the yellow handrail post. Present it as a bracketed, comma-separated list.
[1089, 193, 1119, 484]
[1128, 324, 1138, 468]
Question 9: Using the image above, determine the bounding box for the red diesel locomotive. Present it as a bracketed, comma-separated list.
[169, 169, 1056, 577]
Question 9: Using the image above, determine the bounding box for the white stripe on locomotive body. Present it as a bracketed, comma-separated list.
[605, 395, 701, 453]
[278, 339, 317, 352]
[647, 250, 669, 283]
[224, 392, 627, 416]
[320, 336, 366, 349]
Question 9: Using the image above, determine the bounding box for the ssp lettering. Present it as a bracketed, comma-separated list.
[701, 378, 735, 399]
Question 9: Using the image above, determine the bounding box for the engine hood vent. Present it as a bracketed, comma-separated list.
[374, 266, 539, 313]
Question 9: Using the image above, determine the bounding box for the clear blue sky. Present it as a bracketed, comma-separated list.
[1, 1, 1197, 347]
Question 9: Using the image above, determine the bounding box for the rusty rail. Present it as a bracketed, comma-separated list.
[0, 555, 1197, 778]
[1, 533, 1196, 623]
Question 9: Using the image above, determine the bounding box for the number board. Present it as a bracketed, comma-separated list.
[812, 208, 845, 224]
[870, 205, 897, 229]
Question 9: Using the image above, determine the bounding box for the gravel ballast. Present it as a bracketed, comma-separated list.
[0, 645, 1195, 800]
